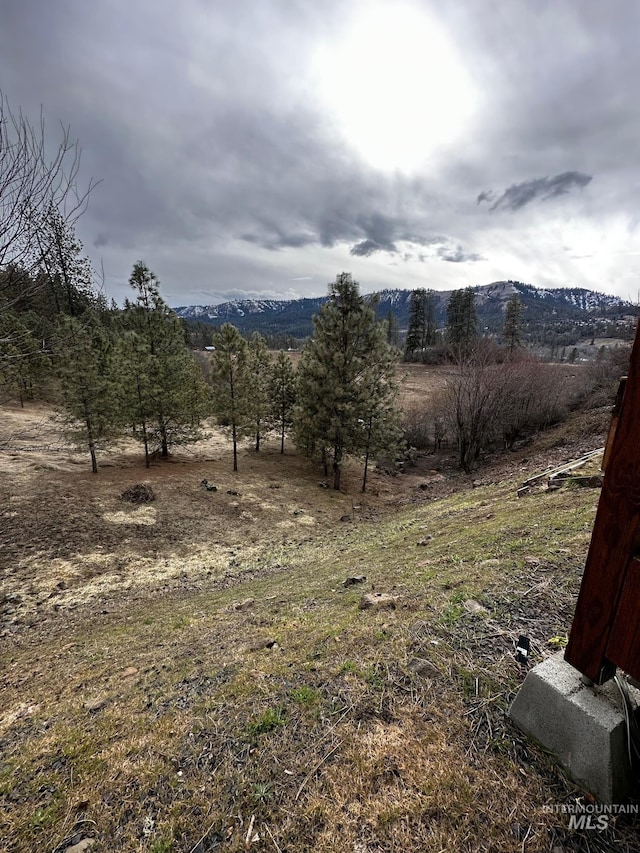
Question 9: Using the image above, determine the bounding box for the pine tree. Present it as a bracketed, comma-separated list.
[404, 289, 426, 358]
[404, 288, 438, 359]
[385, 309, 399, 347]
[269, 350, 296, 454]
[0, 309, 51, 405]
[209, 323, 250, 471]
[55, 310, 118, 473]
[424, 289, 437, 346]
[503, 294, 523, 354]
[446, 286, 477, 353]
[120, 262, 210, 462]
[294, 273, 401, 491]
[246, 332, 272, 452]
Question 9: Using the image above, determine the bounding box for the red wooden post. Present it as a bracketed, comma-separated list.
[565, 321, 640, 684]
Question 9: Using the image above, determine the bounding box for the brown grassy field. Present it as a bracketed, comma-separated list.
[1, 364, 637, 852]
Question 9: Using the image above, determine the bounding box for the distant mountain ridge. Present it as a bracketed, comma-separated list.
[174, 281, 639, 340]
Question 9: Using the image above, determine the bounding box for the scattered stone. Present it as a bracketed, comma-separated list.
[230, 597, 255, 611]
[249, 637, 278, 651]
[293, 510, 304, 516]
[408, 657, 441, 679]
[122, 667, 138, 678]
[417, 536, 432, 546]
[64, 839, 96, 853]
[120, 483, 155, 504]
[84, 697, 107, 713]
[227, 489, 241, 496]
[472, 480, 482, 488]
[359, 592, 397, 611]
[463, 599, 489, 615]
[524, 556, 541, 565]
[478, 559, 500, 568]
[342, 575, 367, 587]
[340, 514, 351, 522]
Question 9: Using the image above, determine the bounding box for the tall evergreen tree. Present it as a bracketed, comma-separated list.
[269, 350, 296, 454]
[55, 310, 118, 473]
[446, 286, 477, 352]
[246, 332, 272, 452]
[121, 262, 210, 461]
[424, 288, 437, 346]
[385, 308, 400, 348]
[503, 294, 523, 354]
[0, 308, 51, 405]
[293, 273, 401, 491]
[405, 288, 427, 357]
[209, 323, 250, 471]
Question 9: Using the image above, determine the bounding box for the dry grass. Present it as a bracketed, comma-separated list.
[1, 386, 638, 852]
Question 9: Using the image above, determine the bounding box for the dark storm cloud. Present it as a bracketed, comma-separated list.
[350, 240, 387, 257]
[437, 245, 483, 263]
[480, 172, 593, 212]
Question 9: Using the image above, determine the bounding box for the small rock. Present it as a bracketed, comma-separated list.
[318, 481, 329, 488]
[463, 599, 489, 615]
[64, 839, 96, 853]
[340, 514, 351, 522]
[227, 490, 241, 496]
[359, 593, 397, 611]
[293, 510, 304, 516]
[230, 597, 255, 611]
[342, 575, 367, 587]
[524, 556, 541, 565]
[122, 667, 138, 678]
[249, 637, 278, 651]
[84, 697, 107, 713]
[408, 658, 441, 679]
[478, 559, 500, 568]
[417, 536, 432, 546]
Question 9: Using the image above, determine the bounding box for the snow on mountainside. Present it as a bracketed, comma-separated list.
[174, 282, 638, 339]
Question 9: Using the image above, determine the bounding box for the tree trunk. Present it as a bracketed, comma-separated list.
[333, 444, 342, 490]
[83, 403, 98, 474]
[232, 421, 238, 472]
[280, 408, 285, 454]
[89, 443, 98, 474]
[362, 416, 373, 492]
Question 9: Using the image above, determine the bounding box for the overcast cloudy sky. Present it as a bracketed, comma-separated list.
[2, 0, 639, 306]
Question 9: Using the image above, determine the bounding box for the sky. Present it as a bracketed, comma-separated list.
[2, 0, 640, 307]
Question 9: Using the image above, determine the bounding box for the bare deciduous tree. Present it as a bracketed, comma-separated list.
[0, 91, 99, 305]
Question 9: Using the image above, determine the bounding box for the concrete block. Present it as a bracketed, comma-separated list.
[509, 651, 639, 803]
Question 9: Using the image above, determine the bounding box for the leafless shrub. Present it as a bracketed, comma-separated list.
[433, 343, 571, 472]
[120, 483, 156, 504]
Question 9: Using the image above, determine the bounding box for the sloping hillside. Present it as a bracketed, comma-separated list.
[2, 401, 637, 852]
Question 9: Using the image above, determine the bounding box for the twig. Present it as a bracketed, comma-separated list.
[245, 813, 256, 850]
[263, 823, 282, 853]
[187, 820, 219, 853]
[295, 740, 343, 801]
